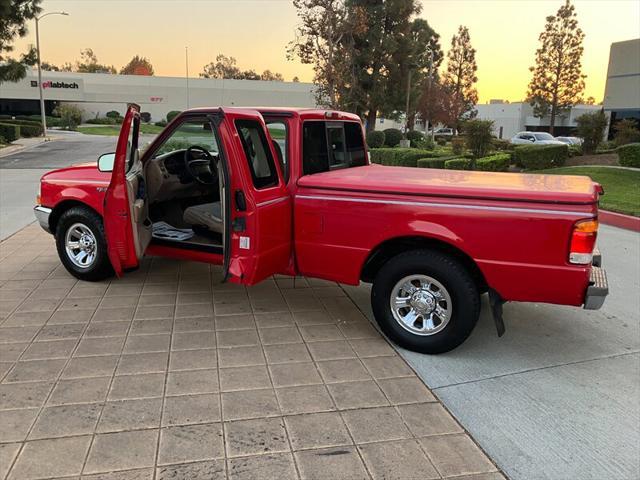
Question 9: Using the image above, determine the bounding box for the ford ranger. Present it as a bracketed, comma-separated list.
[34, 105, 608, 353]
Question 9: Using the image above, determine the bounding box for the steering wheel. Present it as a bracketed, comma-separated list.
[184, 146, 217, 185]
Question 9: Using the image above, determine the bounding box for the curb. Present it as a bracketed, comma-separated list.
[599, 210, 640, 232]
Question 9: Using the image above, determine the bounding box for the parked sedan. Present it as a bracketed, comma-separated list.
[556, 136, 584, 145]
[510, 131, 566, 145]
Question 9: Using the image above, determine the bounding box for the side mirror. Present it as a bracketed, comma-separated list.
[97, 153, 115, 172]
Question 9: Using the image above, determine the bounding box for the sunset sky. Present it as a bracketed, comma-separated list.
[10, 0, 640, 103]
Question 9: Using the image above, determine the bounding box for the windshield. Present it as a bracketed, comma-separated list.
[152, 118, 218, 157]
[533, 132, 555, 141]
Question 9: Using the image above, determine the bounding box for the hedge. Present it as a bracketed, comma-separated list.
[616, 143, 640, 168]
[370, 148, 440, 167]
[3, 120, 43, 137]
[513, 144, 568, 170]
[417, 158, 446, 169]
[382, 128, 403, 147]
[167, 110, 181, 123]
[475, 153, 511, 172]
[444, 158, 472, 170]
[366, 130, 385, 148]
[0, 123, 20, 142]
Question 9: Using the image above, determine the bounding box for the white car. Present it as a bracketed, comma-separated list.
[555, 136, 583, 145]
[510, 132, 566, 145]
[430, 127, 455, 137]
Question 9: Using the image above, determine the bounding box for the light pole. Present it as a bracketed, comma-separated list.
[35, 11, 69, 138]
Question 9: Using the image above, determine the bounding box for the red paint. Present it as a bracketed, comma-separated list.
[599, 209, 640, 232]
[38, 107, 604, 309]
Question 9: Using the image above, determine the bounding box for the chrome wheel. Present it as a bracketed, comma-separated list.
[390, 274, 452, 336]
[64, 223, 97, 269]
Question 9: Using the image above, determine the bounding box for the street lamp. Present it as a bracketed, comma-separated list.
[35, 11, 69, 138]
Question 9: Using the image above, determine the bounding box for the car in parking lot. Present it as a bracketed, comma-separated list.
[34, 105, 609, 354]
[510, 131, 566, 145]
[555, 136, 584, 145]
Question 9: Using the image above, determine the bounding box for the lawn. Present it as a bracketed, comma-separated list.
[535, 166, 640, 216]
[78, 124, 164, 136]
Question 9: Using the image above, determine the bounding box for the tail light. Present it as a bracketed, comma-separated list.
[569, 219, 598, 264]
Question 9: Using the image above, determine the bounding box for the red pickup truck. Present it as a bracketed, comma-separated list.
[34, 104, 608, 353]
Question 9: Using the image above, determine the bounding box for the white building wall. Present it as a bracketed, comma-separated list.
[0, 70, 317, 122]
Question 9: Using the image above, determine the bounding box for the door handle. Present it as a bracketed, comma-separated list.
[235, 190, 247, 211]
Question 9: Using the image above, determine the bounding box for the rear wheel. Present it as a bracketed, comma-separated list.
[55, 206, 114, 281]
[371, 249, 480, 354]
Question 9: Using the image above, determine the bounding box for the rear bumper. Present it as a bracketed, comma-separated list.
[34, 206, 52, 233]
[584, 249, 608, 310]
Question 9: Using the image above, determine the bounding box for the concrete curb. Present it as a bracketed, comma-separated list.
[599, 210, 640, 232]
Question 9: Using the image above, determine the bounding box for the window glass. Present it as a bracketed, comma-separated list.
[152, 118, 218, 158]
[236, 119, 279, 189]
[302, 121, 367, 176]
[266, 121, 289, 182]
[302, 121, 329, 175]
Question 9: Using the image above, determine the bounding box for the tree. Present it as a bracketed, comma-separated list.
[53, 104, 82, 130]
[417, 79, 455, 132]
[288, 0, 349, 108]
[0, 0, 41, 84]
[527, 0, 585, 135]
[292, 76, 300, 82]
[120, 55, 154, 75]
[41, 61, 60, 71]
[260, 70, 284, 81]
[442, 25, 478, 131]
[575, 110, 607, 154]
[74, 48, 116, 74]
[462, 119, 494, 163]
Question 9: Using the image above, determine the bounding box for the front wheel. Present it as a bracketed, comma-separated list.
[371, 249, 480, 354]
[55, 206, 114, 282]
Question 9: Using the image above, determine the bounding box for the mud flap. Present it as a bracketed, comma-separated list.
[488, 289, 505, 337]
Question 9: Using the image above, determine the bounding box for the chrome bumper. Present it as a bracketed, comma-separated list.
[34, 206, 52, 233]
[584, 249, 608, 310]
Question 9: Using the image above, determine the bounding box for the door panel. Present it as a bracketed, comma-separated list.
[103, 104, 142, 276]
[220, 109, 292, 285]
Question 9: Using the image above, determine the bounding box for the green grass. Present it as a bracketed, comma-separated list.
[534, 166, 640, 216]
[78, 124, 164, 136]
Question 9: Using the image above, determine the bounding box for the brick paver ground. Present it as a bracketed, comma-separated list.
[0, 224, 504, 480]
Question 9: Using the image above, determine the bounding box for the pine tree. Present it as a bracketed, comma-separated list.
[443, 25, 478, 131]
[527, 0, 586, 135]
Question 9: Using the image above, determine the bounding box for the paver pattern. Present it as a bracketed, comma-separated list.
[0, 224, 504, 480]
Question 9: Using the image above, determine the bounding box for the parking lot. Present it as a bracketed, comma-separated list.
[1, 134, 638, 480]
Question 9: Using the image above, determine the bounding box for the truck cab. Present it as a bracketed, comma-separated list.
[35, 105, 608, 354]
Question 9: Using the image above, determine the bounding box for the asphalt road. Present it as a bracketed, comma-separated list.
[1, 134, 638, 479]
[0, 132, 155, 239]
[345, 224, 640, 480]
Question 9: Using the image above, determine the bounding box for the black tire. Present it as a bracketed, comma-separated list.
[371, 249, 480, 354]
[55, 206, 114, 282]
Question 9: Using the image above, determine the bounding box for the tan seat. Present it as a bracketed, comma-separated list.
[183, 202, 223, 233]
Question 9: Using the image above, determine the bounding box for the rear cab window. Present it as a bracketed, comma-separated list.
[302, 121, 367, 176]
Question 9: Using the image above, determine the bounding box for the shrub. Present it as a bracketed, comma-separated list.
[86, 117, 118, 125]
[154, 120, 168, 127]
[491, 138, 513, 151]
[613, 119, 640, 146]
[382, 128, 403, 147]
[575, 110, 608, 154]
[369, 148, 439, 167]
[436, 137, 447, 146]
[463, 119, 494, 159]
[513, 144, 569, 170]
[568, 144, 582, 157]
[616, 143, 640, 168]
[106, 110, 120, 119]
[167, 110, 181, 123]
[6, 122, 41, 137]
[0, 123, 20, 142]
[53, 104, 83, 130]
[417, 158, 445, 169]
[406, 130, 423, 147]
[140, 112, 152, 123]
[451, 137, 465, 155]
[444, 158, 472, 170]
[366, 130, 385, 148]
[475, 153, 511, 172]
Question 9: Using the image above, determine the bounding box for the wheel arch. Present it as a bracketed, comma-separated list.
[360, 235, 488, 292]
[49, 200, 101, 234]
